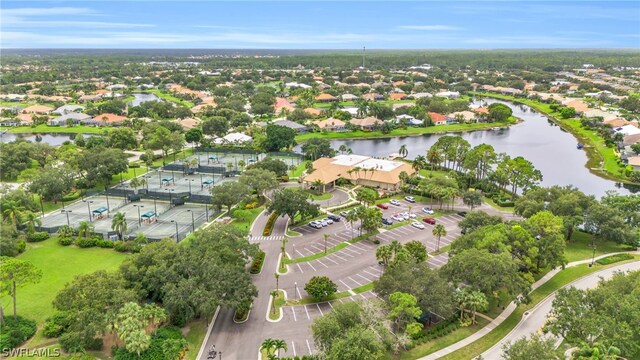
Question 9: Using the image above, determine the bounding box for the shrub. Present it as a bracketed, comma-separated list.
[114, 240, 138, 253]
[26, 231, 50, 242]
[62, 190, 84, 202]
[43, 313, 70, 338]
[244, 201, 259, 209]
[128, 162, 141, 168]
[113, 326, 186, 360]
[262, 213, 278, 236]
[279, 175, 290, 182]
[96, 239, 115, 248]
[372, 239, 381, 245]
[58, 237, 73, 246]
[304, 276, 338, 300]
[75, 237, 98, 248]
[0, 316, 37, 350]
[17, 240, 26, 253]
[250, 251, 266, 274]
[596, 253, 634, 265]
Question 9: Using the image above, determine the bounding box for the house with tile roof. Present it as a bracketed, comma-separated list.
[314, 118, 347, 132]
[22, 105, 53, 114]
[350, 116, 383, 130]
[429, 112, 448, 125]
[49, 113, 91, 126]
[86, 113, 127, 126]
[315, 93, 338, 102]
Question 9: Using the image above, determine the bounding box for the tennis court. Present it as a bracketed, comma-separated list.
[40, 196, 124, 230]
[120, 170, 233, 196]
[138, 203, 210, 241]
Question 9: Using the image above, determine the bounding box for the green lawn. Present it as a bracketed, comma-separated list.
[143, 89, 195, 108]
[564, 231, 634, 263]
[1, 238, 129, 326]
[185, 319, 208, 360]
[7, 125, 108, 134]
[391, 317, 491, 360]
[295, 118, 516, 142]
[309, 192, 333, 201]
[289, 161, 308, 178]
[483, 196, 515, 212]
[229, 206, 264, 235]
[268, 290, 286, 321]
[418, 169, 452, 179]
[440, 256, 639, 360]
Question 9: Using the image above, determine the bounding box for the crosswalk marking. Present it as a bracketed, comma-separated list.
[251, 235, 284, 241]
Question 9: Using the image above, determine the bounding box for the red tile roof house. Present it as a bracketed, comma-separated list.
[275, 97, 296, 114]
[85, 113, 127, 126]
[428, 112, 448, 126]
[389, 93, 408, 101]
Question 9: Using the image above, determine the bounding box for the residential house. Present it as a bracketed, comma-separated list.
[428, 112, 448, 125]
[273, 119, 308, 133]
[176, 117, 201, 130]
[350, 116, 383, 130]
[615, 124, 640, 137]
[314, 118, 347, 132]
[627, 156, 640, 171]
[394, 114, 423, 126]
[449, 111, 476, 123]
[22, 105, 53, 114]
[389, 93, 408, 101]
[53, 105, 85, 115]
[341, 94, 359, 101]
[410, 92, 433, 99]
[15, 114, 34, 125]
[275, 97, 295, 113]
[622, 133, 640, 147]
[49, 113, 91, 126]
[315, 93, 338, 103]
[86, 113, 127, 126]
[435, 91, 460, 99]
[583, 109, 619, 121]
[562, 99, 590, 114]
[361, 93, 384, 102]
[304, 108, 322, 117]
[214, 132, 252, 145]
[0, 119, 20, 127]
[603, 118, 630, 128]
[79, 95, 102, 102]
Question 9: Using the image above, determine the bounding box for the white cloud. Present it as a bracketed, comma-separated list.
[398, 25, 461, 31]
[1, 7, 154, 29]
[2, 7, 96, 16]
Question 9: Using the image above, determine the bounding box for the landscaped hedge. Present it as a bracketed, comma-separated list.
[113, 326, 186, 360]
[43, 313, 70, 338]
[250, 251, 266, 274]
[62, 189, 85, 202]
[0, 316, 37, 350]
[263, 213, 278, 236]
[58, 237, 73, 246]
[596, 253, 634, 265]
[245, 201, 259, 209]
[412, 316, 460, 345]
[26, 231, 50, 242]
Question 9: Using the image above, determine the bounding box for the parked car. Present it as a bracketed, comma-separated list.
[309, 221, 321, 229]
[423, 217, 436, 225]
[390, 199, 401, 206]
[377, 203, 389, 210]
[392, 214, 404, 222]
[340, 211, 349, 217]
[327, 214, 341, 222]
[408, 212, 417, 219]
[422, 207, 435, 214]
[401, 213, 410, 221]
[324, 218, 334, 225]
[319, 219, 328, 227]
[382, 218, 393, 225]
[404, 196, 416, 203]
[457, 211, 467, 217]
[411, 221, 425, 229]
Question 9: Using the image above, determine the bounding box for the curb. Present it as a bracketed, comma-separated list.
[265, 289, 288, 323]
[195, 305, 221, 360]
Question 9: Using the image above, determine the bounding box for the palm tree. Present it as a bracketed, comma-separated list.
[376, 245, 393, 266]
[345, 210, 359, 239]
[22, 211, 41, 233]
[261, 338, 277, 358]
[129, 177, 143, 194]
[455, 288, 488, 325]
[274, 273, 280, 292]
[323, 233, 329, 253]
[2, 200, 24, 229]
[338, 144, 348, 154]
[432, 224, 447, 252]
[111, 212, 127, 240]
[270, 291, 278, 315]
[76, 221, 94, 240]
[142, 303, 167, 332]
[272, 339, 288, 358]
[238, 159, 246, 171]
[355, 99, 369, 118]
[398, 144, 408, 159]
[412, 155, 427, 173]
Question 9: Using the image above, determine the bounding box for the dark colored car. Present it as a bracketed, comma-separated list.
[327, 214, 341, 222]
[382, 218, 393, 225]
[377, 203, 389, 210]
[457, 211, 468, 217]
[423, 217, 436, 225]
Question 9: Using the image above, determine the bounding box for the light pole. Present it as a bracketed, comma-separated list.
[205, 205, 209, 221]
[166, 188, 174, 205]
[83, 200, 94, 222]
[187, 209, 195, 232]
[61, 210, 72, 226]
[200, 174, 204, 189]
[152, 197, 158, 216]
[186, 178, 194, 195]
[145, 175, 151, 191]
[105, 191, 110, 216]
[134, 205, 144, 226]
[219, 351, 222, 360]
[171, 220, 179, 242]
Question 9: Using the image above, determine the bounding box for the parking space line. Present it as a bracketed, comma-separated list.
[316, 304, 324, 316]
[295, 249, 306, 257]
[296, 263, 304, 273]
[362, 269, 379, 278]
[359, 293, 367, 300]
[324, 256, 339, 265]
[291, 341, 297, 357]
[315, 259, 329, 268]
[338, 279, 352, 291]
[341, 247, 361, 256]
[291, 307, 297, 321]
[348, 276, 363, 286]
[338, 250, 355, 258]
[357, 273, 373, 282]
[349, 243, 369, 252]
[304, 305, 311, 320]
[306, 262, 317, 272]
[332, 253, 348, 262]
[306, 339, 312, 354]
[328, 301, 334, 309]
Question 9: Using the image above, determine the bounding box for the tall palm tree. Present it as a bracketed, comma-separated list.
[398, 144, 408, 159]
[22, 211, 41, 233]
[338, 144, 348, 154]
[272, 339, 288, 358]
[2, 200, 24, 229]
[412, 155, 427, 173]
[261, 338, 277, 358]
[111, 212, 128, 240]
[274, 273, 280, 292]
[432, 224, 447, 252]
[345, 210, 359, 239]
[376, 245, 393, 266]
[323, 233, 329, 253]
[142, 304, 167, 332]
[76, 221, 94, 240]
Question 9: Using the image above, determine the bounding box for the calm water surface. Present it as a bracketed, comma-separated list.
[326, 100, 638, 197]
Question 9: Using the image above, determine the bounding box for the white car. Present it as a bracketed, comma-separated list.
[324, 218, 334, 225]
[422, 207, 435, 214]
[404, 196, 416, 203]
[392, 214, 404, 222]
[390, 199, 401, 206]
[401, 213, 410, 221]
[408, 213, 417, 219]
[319, 220, 328, 227]
[411, 221, 425, 229]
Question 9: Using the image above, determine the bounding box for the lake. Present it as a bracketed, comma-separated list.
[128, 92, 160, 106]
[325, 100, 638, 198]
[0, 132, 88, 146]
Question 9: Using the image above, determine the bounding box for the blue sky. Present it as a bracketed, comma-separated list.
[2, 1, 639, 49]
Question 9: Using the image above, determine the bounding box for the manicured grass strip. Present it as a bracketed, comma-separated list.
[185, 319, 208, 360]
[286, 229, 301, 236]
[309, 192, 333, 200]
[439, 257, 639, 360]
[295, 118, 515, 142]
[596, 253, 635, 265]
[353, 282, 374, 294]
[287, 281, 375, 306]
[391, 317, 491, 360]
[230, 206, 264, 234]
[1, 238, 129, 326]
[143, 89, 195, 108]
[483, 196, 514, 212]
[8, 124, 109, 134]
[289, 161, 308, 178]
[285, 242, 350, 264]
[564, 231, 633, 263]
[268, 290, 286, 321]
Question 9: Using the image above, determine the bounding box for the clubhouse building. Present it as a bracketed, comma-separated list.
[302, 154, 415, 192]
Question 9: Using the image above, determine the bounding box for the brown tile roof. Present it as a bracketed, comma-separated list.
[350, 116, 383, 128]
[315, 93, 338, 101]
[314, 118, 346, 129]
[304, 108, 322, 116]
[390, 93, 408, 100]
[22, 105, 53, 114]
[603, 118, 630, 128]
[275, 97, 295, 111]
[303, 156, 415, 186]
[92, 113, 127, 123]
